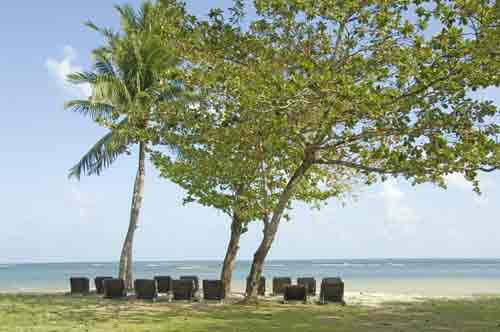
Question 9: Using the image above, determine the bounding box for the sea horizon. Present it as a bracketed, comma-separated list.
[2, 257, 500, 265]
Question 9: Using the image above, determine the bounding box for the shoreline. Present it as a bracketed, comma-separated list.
[2, 279, 499, 307]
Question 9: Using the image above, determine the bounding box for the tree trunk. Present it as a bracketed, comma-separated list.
[246, 160, 312, 300]
[245, 221, 278, 299]
[220, 213, 244, 296]
[118, 142, 146, 290]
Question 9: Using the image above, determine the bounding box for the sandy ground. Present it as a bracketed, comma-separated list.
[227, 279, 500, 307]
[2, 278, 499, 307]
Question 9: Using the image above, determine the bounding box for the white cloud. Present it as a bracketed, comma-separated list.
[444, 173, 473, 191]
[444, 173, 489, 206]
[47, 46, 91, 98]
[379, 180, 419, 236]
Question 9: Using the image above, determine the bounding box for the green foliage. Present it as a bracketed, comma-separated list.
[66, 0, 192, 179]
[210, 0, 500, 196]
[150, 9, 357, 226]
[152, 1, 499, 232]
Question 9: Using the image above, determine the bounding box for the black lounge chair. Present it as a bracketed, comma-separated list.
[180, 276, 199, 292]
[94, 277, 112, 294]
[297, 277, 316, 296]
[272, 277, 291, 295]
[70, 277, 90, 294]
[320, 277, 345, 304]
[172, 279, 195, 301]
[202, 280, 225, 301]
[284, 285, 307, 303]
[135, 279, 158, 300]
[246, 276, 266, 296]
[154, 276, 173, 294]
[103, 278, 127, 299]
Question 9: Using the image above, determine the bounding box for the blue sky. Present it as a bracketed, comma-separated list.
[0, 1, 499, 264]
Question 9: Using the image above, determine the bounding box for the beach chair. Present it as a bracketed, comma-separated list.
[154, 276, 173, 294]
[297, 277, 316, 296]
[320, 277, 345, 304]
[103, 278, 127, 299]
[283, 284, 308, 303]
[202, 280, 225, 301]
[94, 277, 112, 294]
[180, 276, 199, 292]
[272, 277, 292, 296]
[246, 276, 266, 296]
[70, 277, 90, 294]
[134, 279, 158, 300]
[172, 279, 195, 301]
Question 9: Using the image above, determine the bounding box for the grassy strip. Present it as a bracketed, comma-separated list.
[0, 294, 499, 331]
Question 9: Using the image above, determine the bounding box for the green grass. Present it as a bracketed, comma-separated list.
[1, 294, 500, 331]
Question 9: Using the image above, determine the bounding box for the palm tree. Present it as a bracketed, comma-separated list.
[66, 2, 184, 289]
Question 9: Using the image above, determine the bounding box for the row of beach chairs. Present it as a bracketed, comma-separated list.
[69, 276, 344, 304]
[253, 276, 344, 304]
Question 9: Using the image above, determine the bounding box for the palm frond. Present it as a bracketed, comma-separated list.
[91, 72, 131, 104]
[68, 121, 129, 180]
[67, 71, 97, 85]
[137, 1, 154, 30]
[115, 4, 141, 31]
[64, 100, 115, 122]
[92, 51, 117, 77]
[84, 20, 118, 41]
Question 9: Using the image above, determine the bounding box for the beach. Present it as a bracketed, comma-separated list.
[1, 259, 499, 306]
[1, 259, 499, 330]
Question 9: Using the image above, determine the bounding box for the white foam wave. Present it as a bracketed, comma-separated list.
[314, 262, 385, 267]
[176, 266, 200, 270]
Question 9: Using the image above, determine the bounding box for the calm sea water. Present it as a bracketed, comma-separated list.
[1, 259, 499, 293]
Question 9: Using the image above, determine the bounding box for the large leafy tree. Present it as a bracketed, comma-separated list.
[150, 3, 356, 295]
[175, 0, 499, 300]
[66, 0, 192, 289]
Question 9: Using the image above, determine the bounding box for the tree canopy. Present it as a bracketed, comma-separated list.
[152, 0, 500, 299]
[67, 0, 499, 300]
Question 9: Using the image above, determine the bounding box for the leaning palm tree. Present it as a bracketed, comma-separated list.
[66, 1, 186, 289]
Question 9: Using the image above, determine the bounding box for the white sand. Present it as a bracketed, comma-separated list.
[2, 278, 499, 307]
[230, 278, 500, 307]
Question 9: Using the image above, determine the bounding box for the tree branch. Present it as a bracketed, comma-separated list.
[313, 158, 404, 174]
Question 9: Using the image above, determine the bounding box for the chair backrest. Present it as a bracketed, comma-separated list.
[103, 278, 127, 299]
[134, 279, 158, 300]
[320, 277, 344, 303]
[70, 277, 90, 294]
[154, 276, 173, 294]
[203, 280, 225, 300]
[172, 279, 195, 300]
[180, 276, 199, 292]
[322, 277, 343, 285]
[272, 277, 292, 295]
[297, 277, 316, 295]
[284, 285, 307, 302]
[94, 277, 113, 294]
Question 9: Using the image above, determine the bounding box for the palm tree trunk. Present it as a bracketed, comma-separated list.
[119, 142, 146, 290]
[220, 213, 244, 296]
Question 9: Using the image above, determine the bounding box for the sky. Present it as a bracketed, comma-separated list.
[0, 1, 499, 264]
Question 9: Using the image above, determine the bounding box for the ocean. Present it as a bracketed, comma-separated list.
[1, 259, 499, 296]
